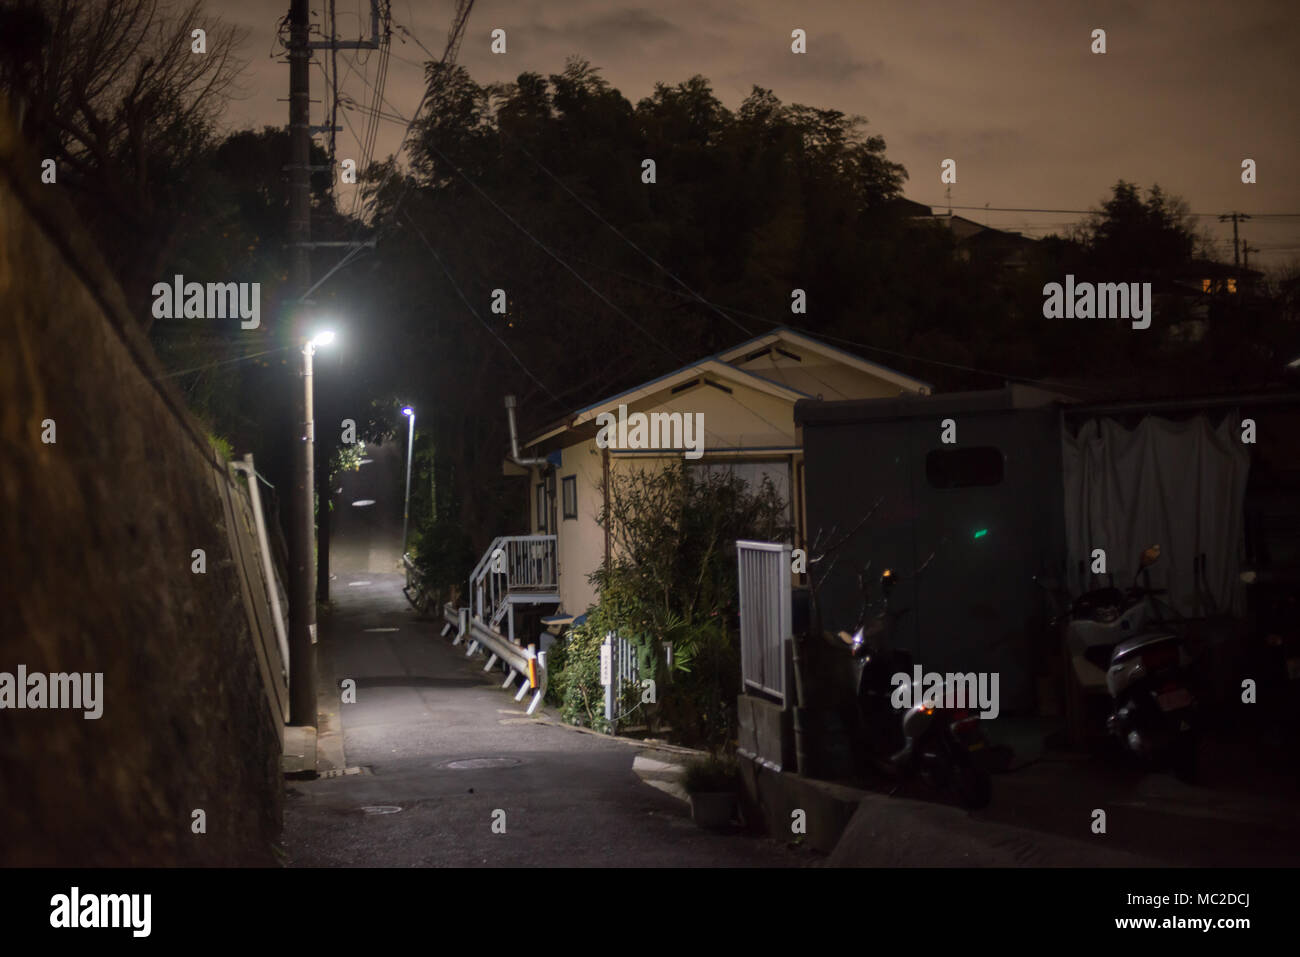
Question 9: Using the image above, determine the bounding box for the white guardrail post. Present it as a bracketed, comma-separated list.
[443, 603, 547, 715]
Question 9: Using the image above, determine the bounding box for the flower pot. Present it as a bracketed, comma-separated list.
[689, 791, 735, 828]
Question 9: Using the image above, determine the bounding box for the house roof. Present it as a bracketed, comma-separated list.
[794, 384, 1068, 427]
[888, 197, 935, 218]
[523, 326, 931, 448]
[569, 358, 812, 426]
[716, 327, 934, 395]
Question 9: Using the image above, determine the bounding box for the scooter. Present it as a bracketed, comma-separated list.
[837, 567, 993, 809]
[1044, 545, 1199, 780]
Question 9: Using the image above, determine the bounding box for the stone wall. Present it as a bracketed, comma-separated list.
[0, 103, 282, 866]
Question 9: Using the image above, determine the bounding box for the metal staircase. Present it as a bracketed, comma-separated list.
[469, 535, 560, 642]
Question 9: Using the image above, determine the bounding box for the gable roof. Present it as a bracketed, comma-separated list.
[569, 358, 811, 427]
[523, 326, 931, 447]
[717, 327, 933, 395]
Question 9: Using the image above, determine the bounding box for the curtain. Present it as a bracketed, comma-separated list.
[1062, 412, 1251, 617]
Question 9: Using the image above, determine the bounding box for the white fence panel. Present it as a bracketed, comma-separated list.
[736, 540, 792, 706]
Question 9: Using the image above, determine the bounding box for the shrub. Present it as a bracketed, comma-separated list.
[682, 753, 740, 794]
[546, 461, 790, 749]
[409, 515, 476, 607]
[546, 620, 610, 733]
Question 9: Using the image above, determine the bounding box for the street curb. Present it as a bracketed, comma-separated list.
[828, 792, 1166, 867]
[313, 624, 347, 773]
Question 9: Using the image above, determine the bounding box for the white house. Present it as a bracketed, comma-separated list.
[472, 327, 931, 641]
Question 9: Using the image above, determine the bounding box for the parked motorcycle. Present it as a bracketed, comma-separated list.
[837, 567, 993, 809]
[1043, 545, 1199, 781]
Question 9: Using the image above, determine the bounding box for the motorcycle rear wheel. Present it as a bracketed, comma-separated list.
[1171, 729, 1198, 784]
[950, 746, 992, 809]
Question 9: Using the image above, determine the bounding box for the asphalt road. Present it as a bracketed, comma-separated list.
[284, 442, 810, 867]
[281, 573, 812, 867]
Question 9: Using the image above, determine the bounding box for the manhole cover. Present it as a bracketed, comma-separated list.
[440, 757, 521, 770]
[359, 805, 402, 815]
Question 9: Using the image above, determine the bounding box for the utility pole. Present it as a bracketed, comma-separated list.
[1242, 242, 1258, 272]
[1219, 212, 1251, 268]
[305, 4, 380, 608]
[286, 0, 316, 727]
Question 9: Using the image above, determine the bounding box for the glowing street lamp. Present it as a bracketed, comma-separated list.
[402, 406, 415, 555]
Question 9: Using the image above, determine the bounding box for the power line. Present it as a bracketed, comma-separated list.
[298, 0, 475, 305]
[151, 346, 294, 382]
[403, 212, 565, 406]
[550, 249, 1111, 393]
[915, 201, 1300, 218]
[506, 136, 752, 339]
[419, 138, 682, 366]
[412, 143, 1100, 450]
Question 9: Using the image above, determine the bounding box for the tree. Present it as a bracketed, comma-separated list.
[0, 0, 247, 321]
[571, 462, 791, 748]
[1083, 180, 1205, 280]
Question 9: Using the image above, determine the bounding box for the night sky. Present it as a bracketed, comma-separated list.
[220, 0, 1300, 270]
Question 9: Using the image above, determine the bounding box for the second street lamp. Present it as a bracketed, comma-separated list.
[401, 406, 415, 556]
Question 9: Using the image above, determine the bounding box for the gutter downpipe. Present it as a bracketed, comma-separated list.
[504, 394, 551, 467]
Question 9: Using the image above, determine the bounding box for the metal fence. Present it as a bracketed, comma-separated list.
[602, 632, 641, 732]
[736, 540, 792, 707]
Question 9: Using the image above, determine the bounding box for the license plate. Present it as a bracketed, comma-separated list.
[1157, 688, 1193, 712]
[1287, 657, 1300, 680]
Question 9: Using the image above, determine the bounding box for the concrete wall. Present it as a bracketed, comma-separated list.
[0, 105, 282, 865]
[799, 392, 1067, 713]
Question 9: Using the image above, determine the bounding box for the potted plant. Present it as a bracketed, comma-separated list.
[682, 753, 740, 828]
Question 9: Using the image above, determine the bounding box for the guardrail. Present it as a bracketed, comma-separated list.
[443, 602, 547, 715]
[402, 552, 435, 617]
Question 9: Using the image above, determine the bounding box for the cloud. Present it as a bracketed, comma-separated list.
[514, 8, 684, 52]
[908, 127, 1023, 161]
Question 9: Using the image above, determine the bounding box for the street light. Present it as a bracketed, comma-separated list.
[401, 406, 415, 556]
[289, 328, 335, 726]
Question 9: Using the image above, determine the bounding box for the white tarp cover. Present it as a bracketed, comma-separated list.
[1062, 412, 1251, 618]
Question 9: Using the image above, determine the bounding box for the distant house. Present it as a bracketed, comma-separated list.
[1163, 259, 1266, 342]
[932, 213, 1036, 271]
[476, 328, 931, 639]
[889, 198, 1036, 271]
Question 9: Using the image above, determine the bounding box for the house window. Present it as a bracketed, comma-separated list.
[562, 475, 577, 520]
[688, 460, 794, 532]
[536, 483, 548, 533]
[926, 447, 1004, 489]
